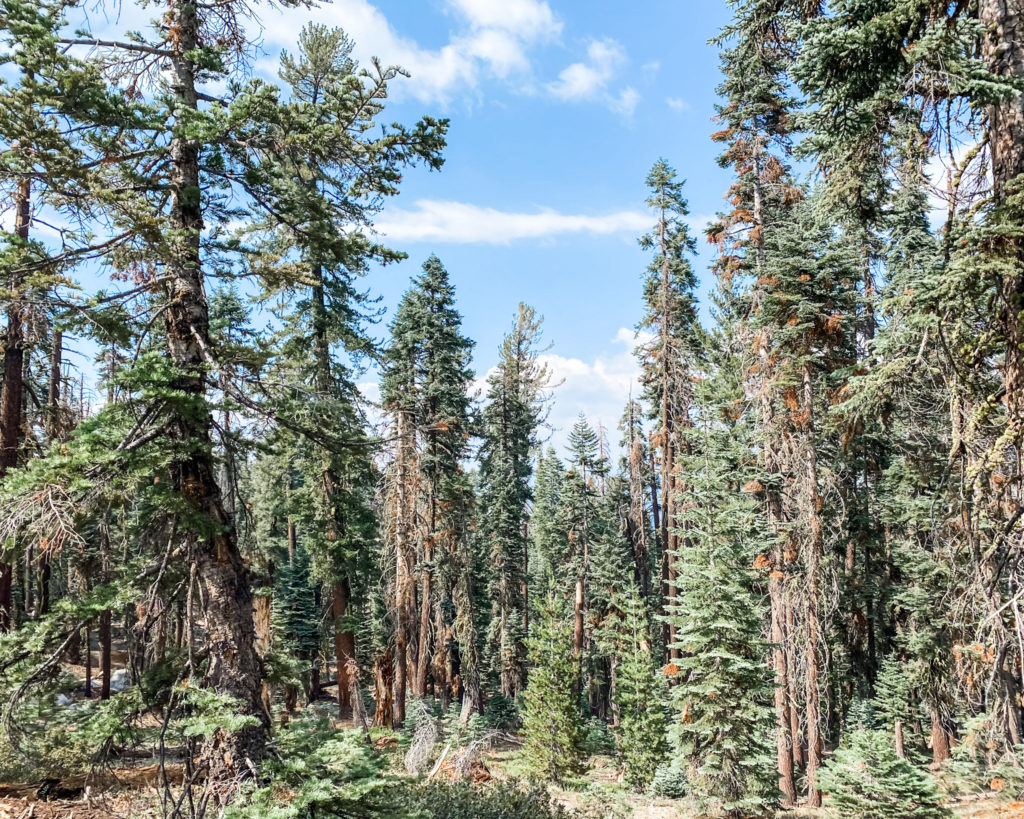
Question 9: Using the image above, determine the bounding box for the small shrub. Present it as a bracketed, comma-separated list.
[649, 761, 688, 798]
[580, 717, 615, 756]
[480, 692, 521, 731]
[390, 778, 581, 819]
[226, 716, 388, 818]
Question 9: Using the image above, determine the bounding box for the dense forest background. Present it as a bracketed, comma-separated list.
[2, 0, 1024, 817]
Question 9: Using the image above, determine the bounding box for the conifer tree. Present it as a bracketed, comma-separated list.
[610, 584, 667, 791]
[816, 728, 951, 819]
[381, 256, 480, 717]
[635, 159, 700, 660]
[523, 590, 585, 783]
[530, 447, 566, 587]
[479, 303, 552, 698]
[666, 360, 777, 817]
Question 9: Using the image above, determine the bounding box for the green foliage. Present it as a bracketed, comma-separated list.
[665, 363, 777, 815]
[227, 717, 388, 819]
[522, 591, 585, 782]
[610, 586, 668, 790]
[579, 717, 615, 756]
[390, 779, 582, 819]
[817, 728, 951, 818]
[479, 693, 521, 731]
[649, 761, 689, 799]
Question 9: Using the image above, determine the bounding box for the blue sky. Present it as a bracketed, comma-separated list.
[253, 0, 735, 445]
[16, 0, 737, 447]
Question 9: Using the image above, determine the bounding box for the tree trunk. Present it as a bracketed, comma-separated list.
[980, 0, 1024, 748]
[374, 647, 394, 728]
[36, 330, 58, 617]
[802, 364, 824, 807]
[253, 588, 273, 715]
[332, 580, 356, 719]
[165, 0, 266, 775]
[393, 408, 416, 726]
[0, 179, 30, 631]
[99, 609, 112, 700]
[930, 705, 951, 764]
[83, 625, 92, 697]
[415, 556, 433, 699]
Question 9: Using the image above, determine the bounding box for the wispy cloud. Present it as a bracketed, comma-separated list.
[374, 199, 649, 244]
[666, 96, 691, 113]
[539, 328, 651, 453]
[547, 37, 639, 117]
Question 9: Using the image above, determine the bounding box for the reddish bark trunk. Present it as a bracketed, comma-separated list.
[332, 579, 356, 719]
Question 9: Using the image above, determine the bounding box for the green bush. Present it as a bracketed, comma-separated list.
[388, 779, 580, 819]
[649, 761, 688, 798]
[580, 717, 615, 756]
[816, 728, 951, 818]
[226, 717, 389, 819]
[480, 693, 521, 731]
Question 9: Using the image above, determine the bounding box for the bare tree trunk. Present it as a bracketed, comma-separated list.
[573, 577, 584, 657]
[373, 647, 395, 728]
[771, 575, 797, 804]
[253, 588, 273, 716]
[393, 408, 416, 726]
[332, 580, 356, 719]
[930, 705, 951, 764]
[99, 609, 112, 700]
[803, 364, 824, 808]
[0, 179, 30, 631]
[415, 553, 433, 699]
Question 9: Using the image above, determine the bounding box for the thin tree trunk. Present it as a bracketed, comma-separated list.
[99, 609, 112, 700]
[393, 408, 416, 726]
[803, 363, 824, 807]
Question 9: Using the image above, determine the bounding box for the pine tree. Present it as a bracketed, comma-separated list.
[479, 304, 552, 698]
[816, 728, 951, 819]
[381, 256, 480, 718]
[610, 585, 667, 791]
[635, 159, 700, 661]
[530, 447, 566, 587]
[522, 590, 585, 782]
[665, 359, 777, 817]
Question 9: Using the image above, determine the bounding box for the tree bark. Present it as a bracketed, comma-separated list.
[0, 178, 30, 631]
[165, 0, 266, 775]
[332, 580, 356, 719]
[393, 408, 416, 726]
[802, 364, 824, 807]
[930, 705, 951, 764]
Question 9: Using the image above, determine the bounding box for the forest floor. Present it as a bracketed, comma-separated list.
[3, 675, 1024, 819]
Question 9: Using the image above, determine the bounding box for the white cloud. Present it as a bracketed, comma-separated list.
[641, 61, 660, 80]
[548, 38, 624, 99]
[610, 87, 640, 118]
[446, 0, 561, 39]
[540, 328, 649, 453]
[666, 96, 690, 113]
[546, 37, 638, 117]
[259, 0, 559, 103]
[374, 199, 650, 244]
